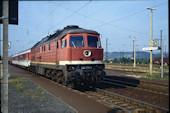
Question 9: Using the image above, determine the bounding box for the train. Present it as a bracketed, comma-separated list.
[154, 57, 169, 65]
[10, 25, 106, 88]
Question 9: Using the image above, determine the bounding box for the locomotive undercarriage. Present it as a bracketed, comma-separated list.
[66, 64, 106, 88]
[30, 63, 106, 88]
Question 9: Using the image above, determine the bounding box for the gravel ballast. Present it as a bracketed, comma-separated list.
[7, 77, 77, 113]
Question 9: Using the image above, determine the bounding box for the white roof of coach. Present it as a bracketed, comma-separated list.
[12, 50, 31, 57]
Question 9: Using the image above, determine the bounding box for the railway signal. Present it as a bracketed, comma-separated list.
[149, 40, 158, 47]
[0, 0, 18, 25]
[143, 30, 164, 78]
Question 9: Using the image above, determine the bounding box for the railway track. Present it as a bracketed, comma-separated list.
[85, 87, 169, 113]
[10, 65, 169, 112]
[103, 78, 169, 96]
[139, 79, 169, 88]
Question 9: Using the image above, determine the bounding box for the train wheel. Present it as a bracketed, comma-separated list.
[57, 76, 64, 85]
[51, 71, 56, 81]
[45, 70, 50, 78]
[68, 82, 76, 89]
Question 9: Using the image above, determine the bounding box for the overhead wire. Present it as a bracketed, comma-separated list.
[19, 1, 168, 52]
[58, 1, 168, 37]
[25, 1, 168, 44]
[20, 2, 62, 49]
[21, 1, 91, 51]
[34, 2, 62, 29]
[90, 1, 168, 29]
[36, 1, 91, 41]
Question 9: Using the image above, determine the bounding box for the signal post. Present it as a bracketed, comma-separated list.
[147, 7, 157, 75]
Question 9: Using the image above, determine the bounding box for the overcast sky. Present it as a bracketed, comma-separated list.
[0, 0, 168, 57]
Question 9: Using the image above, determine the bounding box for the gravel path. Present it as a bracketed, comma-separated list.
[3, 76, 77, 113]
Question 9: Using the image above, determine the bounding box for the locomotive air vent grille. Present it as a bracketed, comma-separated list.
[84, 50, 91, 57]
[64, 25, 79, 29]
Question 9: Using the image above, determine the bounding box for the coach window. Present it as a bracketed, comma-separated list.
[62, 39, 67, 48]
[49, 43, 51, 50]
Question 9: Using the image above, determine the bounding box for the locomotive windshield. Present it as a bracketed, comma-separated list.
[87, 36, 100, 47]
[70, 36, 84, 47]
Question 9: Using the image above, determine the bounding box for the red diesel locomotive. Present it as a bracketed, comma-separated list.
[11, 25, 106, 88]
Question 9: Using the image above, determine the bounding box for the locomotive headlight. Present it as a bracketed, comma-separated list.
[84, 50, 91, 57]
[86, 66, 92, 69]
[81, 66, 92, 70]
[81, 66, 86, 69]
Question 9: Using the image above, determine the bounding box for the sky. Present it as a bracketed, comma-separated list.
[0, 0, 168, 57]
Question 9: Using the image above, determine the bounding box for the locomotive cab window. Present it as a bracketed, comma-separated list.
[70, 36, 84, 47]
[87, 36, 100, 47]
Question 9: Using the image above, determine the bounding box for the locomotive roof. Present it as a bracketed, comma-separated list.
[32, 25, 99, 49]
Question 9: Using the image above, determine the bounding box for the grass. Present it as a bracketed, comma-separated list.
[105, 64, 169, 73]
[10, 77, 45, 102]
[145, 73, 168, 80]
[105, 63, 169, 80]
[126, 72, 169, 80]
[12, 77, 27, 92]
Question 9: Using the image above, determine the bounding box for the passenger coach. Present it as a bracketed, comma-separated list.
[11, 49, 31, 68]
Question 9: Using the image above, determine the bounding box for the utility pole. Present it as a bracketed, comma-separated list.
[0, 24, 1, 59]
[1, 0, 9, 113]
[133, 37, 136, 68]
[160, 30, 163, 78]
[119, 50, 121, 64]
[147, 7, 157, 76]
[130, 36, 136, 67]
[165, 45, 166, 57]
[106, 38, 108, 61]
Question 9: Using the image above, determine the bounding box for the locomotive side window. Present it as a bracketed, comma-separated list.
[49, 43, 51, 50]
[70, 36, 84, 47]
[87, 36, 100, 47]
[44, 46, 46, 51]
[62, 39, 67, 48]
[38, 47, 40, 53]
[57, 42, 59, 49]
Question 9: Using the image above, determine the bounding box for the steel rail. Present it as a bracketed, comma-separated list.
[95, 88, 169, 112]
[103, 100, 131, 113]
[139, 79, 169, 87]
[102, 78, 168, 96]
[103, 78, 140, 86]
[103, 77, 169, 91]
[104, 77, 168, 88]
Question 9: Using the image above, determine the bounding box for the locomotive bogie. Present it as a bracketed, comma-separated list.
[66, 64, 105, 86]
